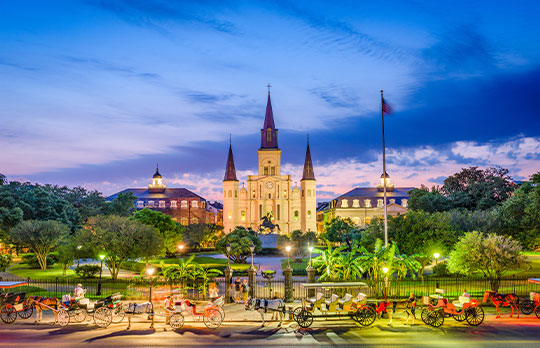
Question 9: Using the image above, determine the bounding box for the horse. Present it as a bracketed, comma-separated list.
[376, 295, 417, 326]
[245, 298, 286, 327]
[27, 296, 60, 324]
[258, 214, 280, 233]
[483, 290, 520, 318]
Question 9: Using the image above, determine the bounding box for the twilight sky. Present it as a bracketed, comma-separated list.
[1, 0, 540, 201]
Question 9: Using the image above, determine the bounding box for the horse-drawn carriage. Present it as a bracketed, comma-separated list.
[421, 289, 484, 327]
[292, 283, 377, 328]
[62, 289, 125, 328]
[0, 281, 34, 324]
[519, 278, 540, 318]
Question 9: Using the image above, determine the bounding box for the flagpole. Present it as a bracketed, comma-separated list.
[381, 90, 388, 248]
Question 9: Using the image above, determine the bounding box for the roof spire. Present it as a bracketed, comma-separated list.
[267, 83, 271, 95]
[301, 138, 315, 181]
[260, 87, 278, 149]
[153, 163, 162, 178]
[224, 142, 238, 181]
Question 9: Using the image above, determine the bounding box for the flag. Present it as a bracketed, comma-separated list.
[382, 97, 392, 114]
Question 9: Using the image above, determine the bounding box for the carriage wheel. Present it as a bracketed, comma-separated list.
[296, 309, 314, 328]
[427, 310, 444, 327]
[452, 312, 466, 322]
[217, 306, 225, 320]
[1, 304, 17, 324]
[465, 307, 484, 326]
[73, 309, 87, 322]
[421, 308, 430, 324]
[355, 306, 377, 327]
[18, 303, 34, 319]
[203, 309, 223, 329]
[292, 307, 303, 321]
[93, 307, 112, 328]
[169, 313, 185, 329]
[111, 305, 126, 323]
[520, 300, 535, 315]
[57, 309, 70, 327]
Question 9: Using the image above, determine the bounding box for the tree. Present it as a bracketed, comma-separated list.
[184, 223, 223, 248]
[408, 186, 452, 212]
[56, 239, 78, 276]
[443, 166, 515, 210]
[9, 220, 70, 270]
[216, 227, 262, 263]
[322, 217, 355, 244]
[0, 173, 6, 186]
[312, 241, 347, 282]
[194, 264, 223, 299]
[447, 231, 528, 291]
[278, 230, 317, 261]
[79, 215, 162, 279]
[132, 208, 183, 256]
[501, 173, 540, 249]
[0, 254, 12, 272]
[104, 191, 137, 216]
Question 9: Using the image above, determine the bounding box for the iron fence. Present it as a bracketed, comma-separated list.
[1, 276, 540, 301]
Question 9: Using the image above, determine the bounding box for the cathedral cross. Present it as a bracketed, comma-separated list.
[267, 83, 272, 94]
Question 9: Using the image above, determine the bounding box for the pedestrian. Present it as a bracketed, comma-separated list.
[241, 279, 249, 303]
[73, 283, 84, 299]
[234, 277, 242, 303]
[164, 295, 174, 326]
[462, 289, 470, 298]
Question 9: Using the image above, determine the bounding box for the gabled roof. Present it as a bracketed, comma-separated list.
[224, 144, 238, 181]
[107, 188, 205, 201]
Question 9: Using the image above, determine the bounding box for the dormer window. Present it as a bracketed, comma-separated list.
[137, 201, 144, 208]
[181, 200, 188, 209]
[364, 199, 371, 208]
[341, 199, 348, 208]
[390, 199, 396, 204]
[170, 200, 177, 209]
[191, 201, 198, 208]
[158, 200, 165, 208]
[402, 199, 408, 208]
[377, 199, 383, 207]
[352, 199, 360, 207]
[147, 200, 155, 207]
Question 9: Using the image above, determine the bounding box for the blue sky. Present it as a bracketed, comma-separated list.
[1, 0, 540, 200]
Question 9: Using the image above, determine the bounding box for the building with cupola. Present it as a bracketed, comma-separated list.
[107, 165, 221, 225]
[223, 89, 317, 234]
[316, 172, 414, 233]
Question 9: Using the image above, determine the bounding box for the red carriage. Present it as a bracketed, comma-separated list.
[421, 289, 484, 327]
[0, 281, 34, 324]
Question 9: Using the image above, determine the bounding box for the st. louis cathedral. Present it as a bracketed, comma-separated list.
[223, 89, 316, 234]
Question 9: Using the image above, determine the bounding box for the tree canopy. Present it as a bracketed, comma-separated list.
[9, 220, 70, 269]
[216, 226, 262, 263]
[322, 217, 355, 243]
[131, 208, 183, 255]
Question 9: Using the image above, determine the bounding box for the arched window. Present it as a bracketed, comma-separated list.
[235, 190, 238, 198]
[191, 200, 198, 208]
[307, 210, 311, 218]
[307, 189, 311, 197]
[294, 210, 299, 221]
[266, 128, 272, 142]
[227, 211, 232, 219]
[181, 218, 188, 226]
[241, 211, 246, 221]
[191, 217, 199, 224]
[228, 190, 232, 198]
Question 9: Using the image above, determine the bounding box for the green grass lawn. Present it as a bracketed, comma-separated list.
[8, 263, 77, 280]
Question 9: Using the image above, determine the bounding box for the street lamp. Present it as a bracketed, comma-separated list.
[285, 245, 292, 268]
[178, 244, 185, 257]
[76, 245, 82, 267]
[226, 243, 231, 268]
[434, 253, 440, 266]
[97, 254, 105, 296]
[308, 246, 314, 267]
[382, 267, 389, 300]
[250, 243, 255, 268]
[146, 267, 155, 329]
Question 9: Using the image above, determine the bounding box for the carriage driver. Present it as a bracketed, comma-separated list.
[74, 283, 84, 299]
[164, 295, 174, 325]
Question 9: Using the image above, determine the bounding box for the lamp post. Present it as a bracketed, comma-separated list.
[250, 243, 255, 268]
[178, 244, 184, 257]
[308, 246, 314, 267]
[285, 245, 291, 268]
[226, 243, 231, 268]
[433, 253, 440, 266]
[76, 245, 82, 267]
[225, 243, 232, 303]
[97, 254, 105, 296]
[382, 267, 389, 301]
[146, 267, 155, 329]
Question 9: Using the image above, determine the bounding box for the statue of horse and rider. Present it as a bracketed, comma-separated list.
[258, 212, 280, 234]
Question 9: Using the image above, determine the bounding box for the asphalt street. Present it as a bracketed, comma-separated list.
[1, 306, 540, 347]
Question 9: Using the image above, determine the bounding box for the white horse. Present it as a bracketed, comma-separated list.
[245, 298, 286, 327]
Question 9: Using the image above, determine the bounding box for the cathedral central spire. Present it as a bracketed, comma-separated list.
[224, 143, 238, 181]
[302, 138, 315, 180]
[260, 87, 278, 149]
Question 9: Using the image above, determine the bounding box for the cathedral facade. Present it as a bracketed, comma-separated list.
[223, 91, 317, 234]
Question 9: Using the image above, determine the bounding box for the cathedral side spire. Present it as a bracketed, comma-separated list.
[301, 139, 315, 180]
[260, 86, 278, 149]
[224, 143, 238, 181]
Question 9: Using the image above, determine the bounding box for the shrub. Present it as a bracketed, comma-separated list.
[21, 253, 57, 269]
[433, 262, 451, 276]
[75, 264, 101, 278]
[0, 254, 13, 272]
[122, 260, 146, 273]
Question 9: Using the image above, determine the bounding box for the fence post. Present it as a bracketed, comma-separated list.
[306, 264, 315, 298]
[248, 265, 257, 298]
[284, 265, 293, 302]
[224, 265, 233, 303]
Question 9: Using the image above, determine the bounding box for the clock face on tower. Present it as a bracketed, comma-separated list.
[265, 181, 274, 189]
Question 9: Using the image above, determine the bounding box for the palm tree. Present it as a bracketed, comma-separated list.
[194, 264, 223, 299]
[312, 241, 346, 282]
[337, 241, 364, 281]
[160, 255, 198, 294]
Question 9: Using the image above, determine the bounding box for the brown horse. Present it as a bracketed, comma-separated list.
[27, 296, 61, 323]
[377, 294, 417, 325]
[483, 290, 520, 318]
